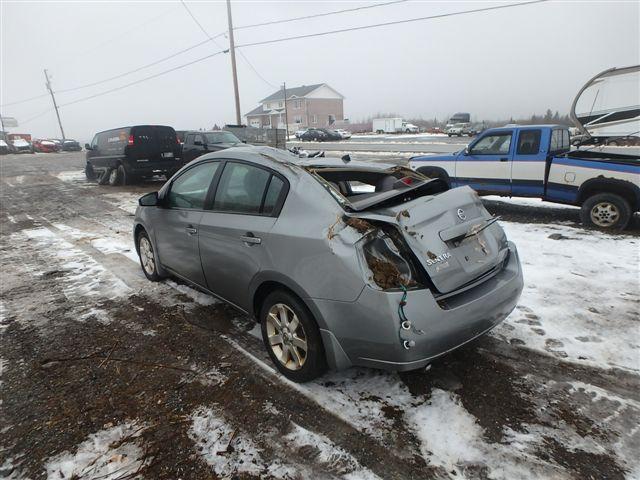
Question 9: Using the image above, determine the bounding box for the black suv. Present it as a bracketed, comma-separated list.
[182, 130, 243, 163]
[85, 125, 183, 185]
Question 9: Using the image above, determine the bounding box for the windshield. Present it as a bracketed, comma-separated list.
[204, 132, 240, 144]
[312, 166, 446, 211]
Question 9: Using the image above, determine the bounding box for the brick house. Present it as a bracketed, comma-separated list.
[245, 83, 344, 132]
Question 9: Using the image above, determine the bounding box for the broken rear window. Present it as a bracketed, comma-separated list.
[311, 166, 447, 211]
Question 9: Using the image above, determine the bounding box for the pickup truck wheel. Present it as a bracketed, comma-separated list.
[260, 290, 327, 383]
[581, 193, 631, 230]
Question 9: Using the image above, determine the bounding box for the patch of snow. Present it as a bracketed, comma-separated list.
[22, 227, 131, 303]
[408, 389, 561, 479]
[483, 195, 579, 210]
[102, 193, 141, 215]
[91, 237, 139, 263]
[55, 170, 86, 183]
[182, 365, 227, 387]
[189, 407, 267, 477]
[44, 422, 147, 480]
[166, 280, 217, 306]
[0, 301, 7, 333]
[53, 223, 93, 239]
[495, 221, 640, 372]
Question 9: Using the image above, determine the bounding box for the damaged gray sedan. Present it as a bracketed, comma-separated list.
[134, 146, 523, 382]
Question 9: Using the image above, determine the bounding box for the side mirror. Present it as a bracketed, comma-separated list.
[85, 143, 92, 150]
[138, 191, 159, 207]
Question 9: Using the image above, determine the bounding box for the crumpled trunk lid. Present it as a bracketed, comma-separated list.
[359, 187, 508, 294]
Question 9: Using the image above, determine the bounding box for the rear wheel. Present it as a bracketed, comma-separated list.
[137, 230, 163, 281]
[97, 168, 111, 185]
[260, 290, 327, 382]
[107, 164, 128, 186]
[580, 193, 631, 230]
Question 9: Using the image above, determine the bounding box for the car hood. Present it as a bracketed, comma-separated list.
[351, 187, 508, 294]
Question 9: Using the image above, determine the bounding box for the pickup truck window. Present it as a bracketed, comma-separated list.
[550, 129, 570, 153]
[469, 133, 512, 155]
[517, 130, 541, 155]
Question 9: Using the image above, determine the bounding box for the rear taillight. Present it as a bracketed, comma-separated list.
[128, 135, 134, 145]
[356, 230, 416, 290]
[400, 177, 414, 185]
[176, 135, 180, 144]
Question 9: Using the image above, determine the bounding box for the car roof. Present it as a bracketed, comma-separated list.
[192, 146, 396, 172]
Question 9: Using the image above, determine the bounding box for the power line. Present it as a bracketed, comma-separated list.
[1, 93, 49, 108]
[55, 38, 214, 94]
[19, 108, 54, 126]
[180, 0, 276, 89]
[50, 0, 547, 111]
[236, 0, 549, 49]
[234, 0, 409, 31]
[2, 0, 409, 104]
[58, 49, 227, 108]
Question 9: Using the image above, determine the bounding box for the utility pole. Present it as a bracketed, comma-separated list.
[226, 0, 241, 125]
[44, 69, 65, 140]
[282, 82, 289, 141]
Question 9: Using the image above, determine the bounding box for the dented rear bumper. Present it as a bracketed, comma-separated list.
[312, 241, 523, 371]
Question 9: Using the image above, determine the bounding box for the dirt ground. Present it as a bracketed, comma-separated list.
[1, 151, 638, 480]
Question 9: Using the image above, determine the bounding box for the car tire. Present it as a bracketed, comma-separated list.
[85, 163, 97, 181]
[97, 168, 111, 185]
[260, 290, 327, 383]
[107, 164, 128, 186]
[137, 230, 164, 281]
[580, 193, 631, 230]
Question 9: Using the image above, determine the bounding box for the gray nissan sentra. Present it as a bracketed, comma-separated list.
[134, 146, 523, 382]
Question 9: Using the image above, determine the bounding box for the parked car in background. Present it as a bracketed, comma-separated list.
[50, 139, 63, 150]
[61, 139, 82, 151]
[446, 123, 472, 137]
[299, 128, 342, 142]
[11, 138, 34, 153]
[0, 139, 12, 155]
[85, 125, 183, 186]
[294, 129, 308, 139]
[133, 146, 523, 382]
[426, 127, 445, 134]
[175, 130, 187, 145]
[334, 129, 352, 139]
[182, 130, 243, 163]
[33, 139, 59, 153]
[402, 122, 419, 133]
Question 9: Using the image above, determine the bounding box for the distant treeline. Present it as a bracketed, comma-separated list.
[340, 109, 573, 132]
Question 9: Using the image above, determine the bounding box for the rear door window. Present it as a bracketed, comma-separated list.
[262, 176, 285, 215]
[167, 161, 219, 209]
[213, 162, 271, 214]
[516, 130, 541, 155]
[549, 129, 569, 153]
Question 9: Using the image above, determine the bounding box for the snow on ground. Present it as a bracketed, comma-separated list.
[44, 422, 147, 480]
[495, 221, 640, 372]
[483, 195, 580, 210]
[55, 170, 86, 184]
[102, 192, 141, 215]
[22, 227, 131, 302]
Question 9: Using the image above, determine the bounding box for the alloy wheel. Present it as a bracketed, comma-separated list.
[139, 237, 155, 275]
[265, 303, 308, 371]
[590, 202, 619, 227]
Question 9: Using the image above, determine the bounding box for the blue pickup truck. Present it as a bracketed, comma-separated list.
[409, 125, 640, 230]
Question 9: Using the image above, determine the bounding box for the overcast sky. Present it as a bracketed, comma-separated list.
[1, 0, 638, 141]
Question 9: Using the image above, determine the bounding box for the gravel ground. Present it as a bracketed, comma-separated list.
[1, 151, 638, 480]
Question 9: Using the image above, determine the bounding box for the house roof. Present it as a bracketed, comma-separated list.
[259, 83, 326, 103]
[245, 105, 285, 117]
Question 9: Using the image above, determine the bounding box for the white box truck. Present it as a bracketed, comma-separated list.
[372, 118, 403, 134]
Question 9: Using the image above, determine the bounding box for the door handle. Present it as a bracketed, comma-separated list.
[185, 225, 198, 235]
[499, 157, 509, 162]
[240, 233, 262, 245]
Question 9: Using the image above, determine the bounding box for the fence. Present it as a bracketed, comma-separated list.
[224, 126, 287, 149]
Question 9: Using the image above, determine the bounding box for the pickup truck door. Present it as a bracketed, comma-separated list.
[454, 130, 514, 194]
[510, 128, 546, 197]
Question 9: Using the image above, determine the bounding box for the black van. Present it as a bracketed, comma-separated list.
[85, 125, 183, 185]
